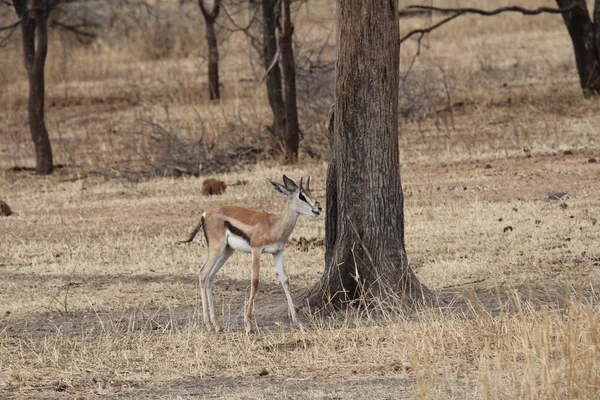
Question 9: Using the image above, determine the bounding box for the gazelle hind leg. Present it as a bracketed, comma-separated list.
[245, 250, 261, 333]
[205, 246, 234, 332]
[273, 251, 304, 331]
[199, 250, 219, 332]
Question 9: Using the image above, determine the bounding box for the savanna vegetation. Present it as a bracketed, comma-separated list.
[1, 0, 599, 398]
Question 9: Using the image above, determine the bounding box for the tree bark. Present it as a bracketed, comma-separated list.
[303, 0, 432, 310]
[278, 0, 299, 161]
[261, 0, 286, 149]
[199, 0, 220, 100]
[15, 0, 53, 175]
[556, 0, 600, 96]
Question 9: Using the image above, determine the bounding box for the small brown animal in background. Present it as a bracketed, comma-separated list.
[0, 200, 12, 216]
[202, 179, 227, 196]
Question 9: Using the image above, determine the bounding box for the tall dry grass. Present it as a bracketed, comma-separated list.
[1, 294, 599, 398]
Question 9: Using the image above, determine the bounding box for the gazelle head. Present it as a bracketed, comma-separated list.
[268, 175, 322, 217]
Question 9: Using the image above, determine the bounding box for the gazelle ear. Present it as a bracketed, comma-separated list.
[268, 178, 292, 196]
[282, 175, 298, 190]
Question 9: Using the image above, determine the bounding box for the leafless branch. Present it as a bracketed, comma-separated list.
[401, 31, 425, 81]
[219, 2, 259, 37]
[406, 4, 580, 17]
[0, 18, 20, 32]
[399, 4, 580, 44]
[260, 45, 280, 84]
[400, 12, 461, 45]
[398, 8, 431, 18]
[0, 18, 19, 47]
[50, 19, 98, 39]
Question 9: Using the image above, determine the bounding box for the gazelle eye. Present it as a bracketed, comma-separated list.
[298, 192, 307, 203]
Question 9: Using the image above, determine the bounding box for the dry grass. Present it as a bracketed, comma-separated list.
[1, 0, 600, 398]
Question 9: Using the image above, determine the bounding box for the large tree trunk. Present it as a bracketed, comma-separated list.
[556, 0, 600, 96]
[199, 0, 220, 100]
[278, 0, 299, 161]
[261, 0, 286, 150]
[303, 0, 432, 310]
[15, 0, 53, 175]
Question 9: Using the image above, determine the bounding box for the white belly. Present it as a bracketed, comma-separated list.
[226, 233, 282, 254]
[226, 234, 252, 253]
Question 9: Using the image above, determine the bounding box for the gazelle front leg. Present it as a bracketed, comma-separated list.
[273, 251, 304, 331]
[245, 249, 261, 333]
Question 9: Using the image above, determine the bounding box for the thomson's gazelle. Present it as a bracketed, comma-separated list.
[180, 175, 322, 333]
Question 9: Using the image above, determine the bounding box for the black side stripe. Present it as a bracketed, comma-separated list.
[224, 221, 251, 245]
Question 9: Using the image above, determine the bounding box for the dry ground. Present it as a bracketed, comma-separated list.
[1, 0, 600, 398]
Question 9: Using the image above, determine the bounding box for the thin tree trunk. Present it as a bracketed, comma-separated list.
[278, 0, 299, 161]
[15, 0, 53, 175]
[261, 0, 286, 149]
[199, 0, 220, 100]
[303, 0, 432, 310]
[556, 0, 600, 96]
[205, 20, 219, 99]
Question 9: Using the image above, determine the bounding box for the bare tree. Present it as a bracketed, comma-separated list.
[220, 0, 299, 159]
[277, 0, 299, 161]
[303, 0, 432, 310]
[261, 0, 286, 153]
[198, 0, 220, 99]
[556, 0, 600, 96]
[13, 0, 54, 175]
[259, 0, 300, 161]
[2, 0, 99, 174]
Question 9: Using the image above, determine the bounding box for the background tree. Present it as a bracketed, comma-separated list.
[260, 0, 299, 161]
[13, 0, 54, 175]
[556, 0, 600, 96]
[303, 0, 431, 309]
[2, 0, 98, 174]
[277, 0, 299, 161]
[261, 0, 286, 154]
[198, 0, 220, 100]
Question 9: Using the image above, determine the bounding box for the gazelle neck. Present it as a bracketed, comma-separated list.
[274, 201, 300, 241]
